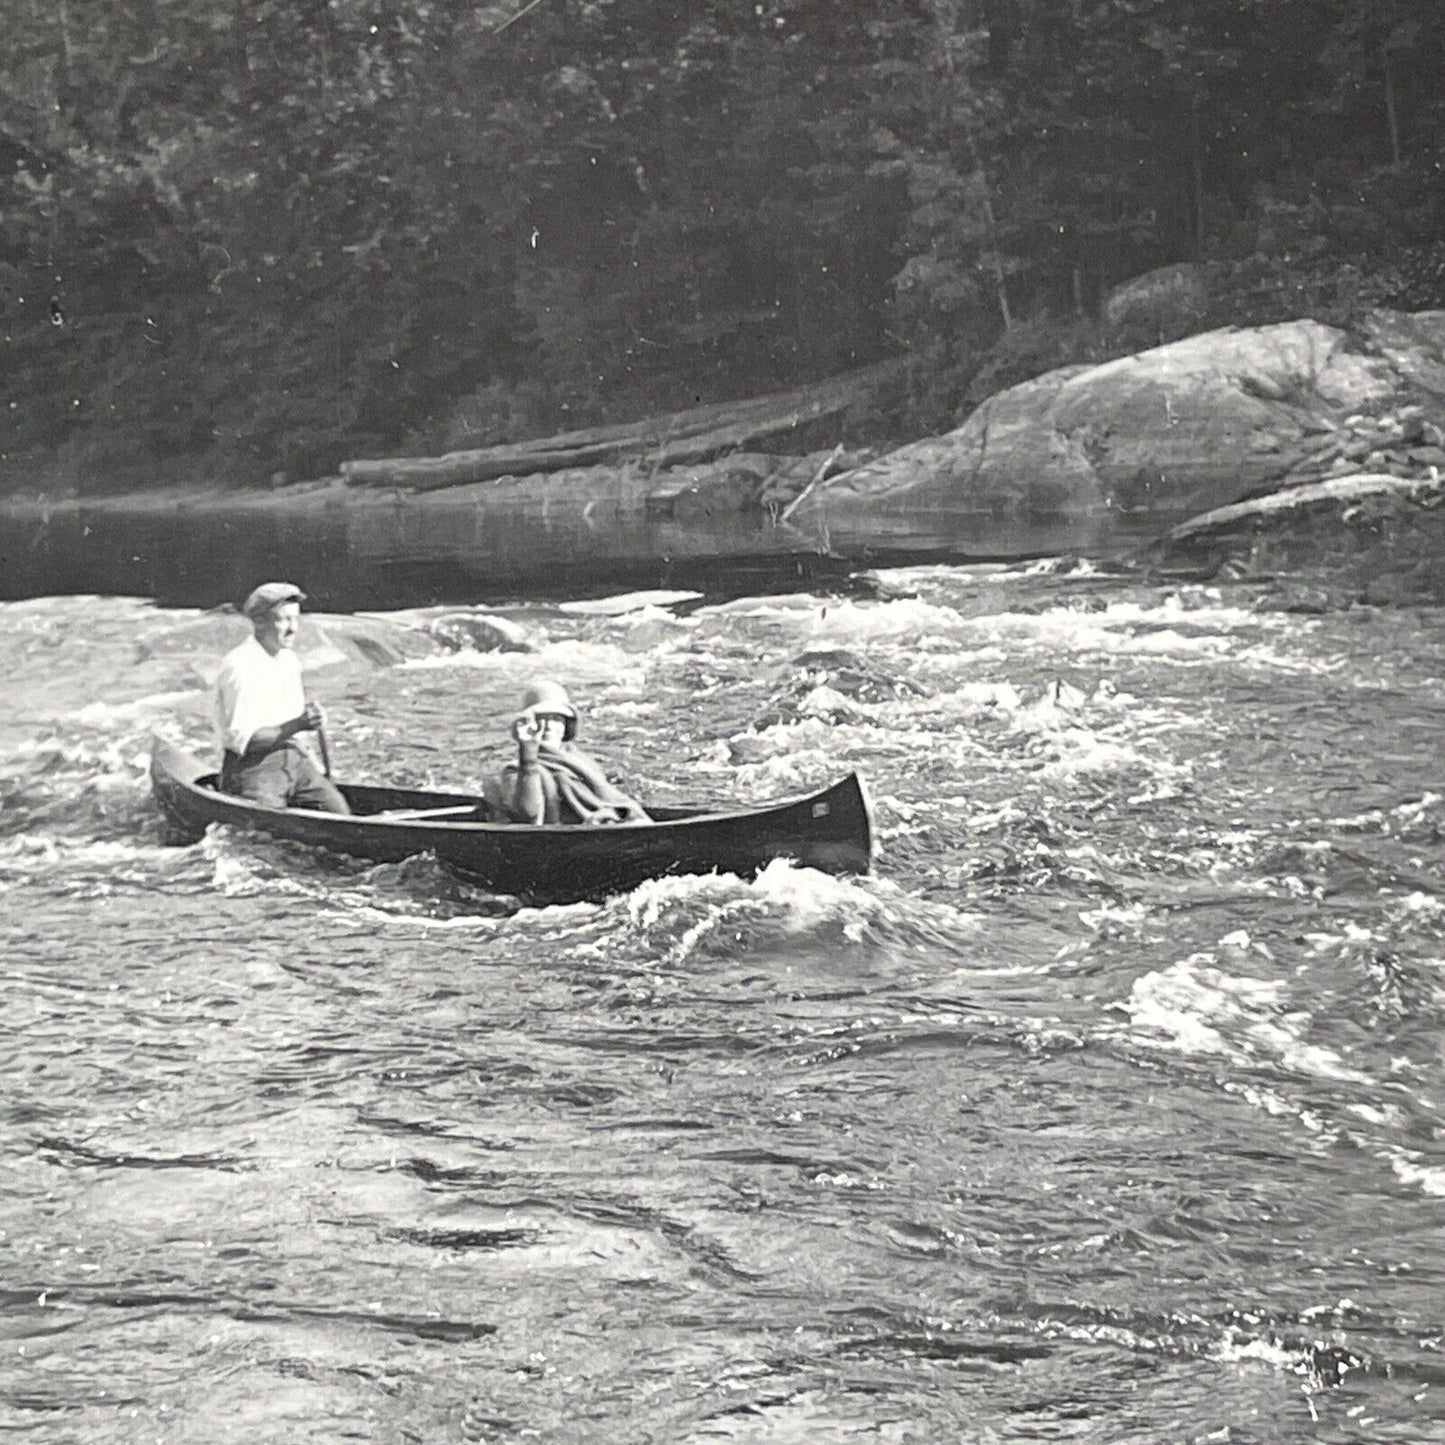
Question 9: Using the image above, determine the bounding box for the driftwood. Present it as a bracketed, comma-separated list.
[339, 359, 904, 490]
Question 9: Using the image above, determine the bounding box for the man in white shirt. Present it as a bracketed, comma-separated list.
[214, 582, 350, 813]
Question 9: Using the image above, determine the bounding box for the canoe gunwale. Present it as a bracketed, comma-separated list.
[155, 757, 858, 836]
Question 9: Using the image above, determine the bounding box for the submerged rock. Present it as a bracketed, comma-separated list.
[789, 646, 928, 704]
[425, 612, 536, 653]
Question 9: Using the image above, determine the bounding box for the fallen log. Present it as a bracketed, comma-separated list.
[338, 359, 905, 490]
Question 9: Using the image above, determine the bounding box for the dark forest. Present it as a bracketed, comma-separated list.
[2, 0, 1442, 492]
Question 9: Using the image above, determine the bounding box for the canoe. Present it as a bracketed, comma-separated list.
[149, 738, 875, 905]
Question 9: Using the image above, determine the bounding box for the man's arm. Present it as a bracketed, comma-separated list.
[240, 704, 325, 757]
[503, 717, 548, 824]
[217, 652, 323, 756]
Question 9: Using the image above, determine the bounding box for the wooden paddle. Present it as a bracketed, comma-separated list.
[317, 718, 333, 777]
[373, 804, 479, 822]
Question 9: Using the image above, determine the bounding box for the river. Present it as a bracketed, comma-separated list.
[2, 564, 1443, 1443]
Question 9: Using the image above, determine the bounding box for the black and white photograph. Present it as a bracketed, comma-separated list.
[2, 1, 1443, 1439]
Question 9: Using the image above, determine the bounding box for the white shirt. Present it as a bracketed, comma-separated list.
[214, 636, 306, 756]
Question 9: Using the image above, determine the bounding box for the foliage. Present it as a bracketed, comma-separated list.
[0, 0, 1441, 491]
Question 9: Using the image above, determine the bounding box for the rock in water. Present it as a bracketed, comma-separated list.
[426, 612, 536, 653]
[1142, 472, 1445, 603]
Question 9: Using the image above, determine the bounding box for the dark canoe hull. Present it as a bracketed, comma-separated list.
[149, 739, 874, 905]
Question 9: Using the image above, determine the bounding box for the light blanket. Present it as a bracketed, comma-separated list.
[485, 743, 651, 825]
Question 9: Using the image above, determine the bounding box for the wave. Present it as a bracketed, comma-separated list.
[588, 857, 980, 969]
[1120, 951, 1372, 1085]
[1385, 1149, 1445, 1197]
[1114, 944, 1445, 1204]
[69, 689, 204, 728]
[837, 1297, 1372, 1403]
[194, 826, 520, 921]
[1326, 791, 1443, 840]
[695, 593, 970, 648]
[0, 739, 158, 845]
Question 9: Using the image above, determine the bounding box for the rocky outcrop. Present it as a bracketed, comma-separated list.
[785, 310, 1445, 562]
[1102, 262, 1208, 329]
[1142, 471, 1445, 603]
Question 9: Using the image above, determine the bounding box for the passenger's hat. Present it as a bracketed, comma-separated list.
[517, 680, 578, 740]
[241, 581, 307, 618]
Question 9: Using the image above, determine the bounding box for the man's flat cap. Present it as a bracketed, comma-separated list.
[240, 582, 308, 618]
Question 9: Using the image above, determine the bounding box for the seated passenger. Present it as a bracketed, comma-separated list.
[484, 681, 650, 825]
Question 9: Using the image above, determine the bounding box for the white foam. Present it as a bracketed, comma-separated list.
[1399, 891, 1445, 917]
[1327, 792, 1442, 834]
[623, 855, 883, 934]
[1079, 901, 1150, 934]
[746, 856, 891, 931]
[200, 828, 322, 899]
[1211, 1334, 1310, 1374]
[796, 683, 866, 721]
[866, 562, 1016, 590]
[724, 749, 837, 794]
[847, 594, 1352, 682]
[695, 594, 969, 647]
[1123, 955, 1371, 1084]
[400, 638, 647, 693]
[962, 799, 1031, 832]
[559, 589, 703, 616]
[1387, 1150, 1445, 1197]
[74, 690, 201, 727]
[610, 857, 969, 966]
[952, 680, 1024, 711]
[1035, 727, 1180, 782]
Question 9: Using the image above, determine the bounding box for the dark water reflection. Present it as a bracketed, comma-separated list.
[3, 571, 1444, 1442]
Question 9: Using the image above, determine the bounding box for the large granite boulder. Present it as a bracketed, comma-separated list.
[1102, 262, 1209, 330]
[785, 309, 1445, 561]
